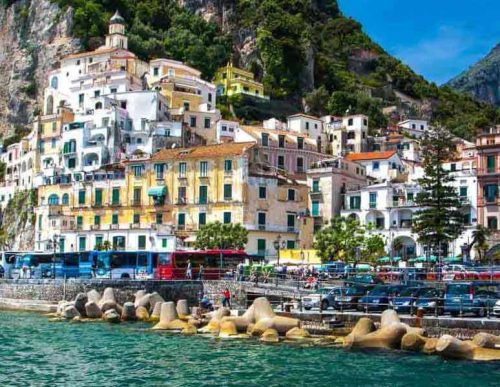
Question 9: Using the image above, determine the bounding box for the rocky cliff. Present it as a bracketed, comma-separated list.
[447, 43, 500, 107]
[0, 0, 79, 137]
[0, 190, 36, 250]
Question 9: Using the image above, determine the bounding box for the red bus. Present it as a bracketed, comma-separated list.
[156, 249, 249, 280]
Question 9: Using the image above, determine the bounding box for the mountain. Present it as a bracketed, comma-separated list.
[0, 0, 498, 141]
[447, 43, 500, 107]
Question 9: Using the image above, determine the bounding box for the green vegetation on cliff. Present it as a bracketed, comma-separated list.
[51, 0, 498, 138]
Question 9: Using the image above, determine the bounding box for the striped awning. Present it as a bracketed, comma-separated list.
[147, 186, 167, 197]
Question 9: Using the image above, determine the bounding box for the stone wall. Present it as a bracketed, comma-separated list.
[0, 279, 203, 305]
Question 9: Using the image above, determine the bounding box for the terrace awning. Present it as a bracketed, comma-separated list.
[147, 186, 167, 197]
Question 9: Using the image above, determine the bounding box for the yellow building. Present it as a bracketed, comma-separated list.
[213, 62, 268, 100]
[35, 143, 312, 258]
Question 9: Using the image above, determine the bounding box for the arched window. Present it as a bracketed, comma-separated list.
[62, 193, 69, 205]
[21, 162, 26, 172]
[95, 102, 103, 110]
[48, 194, 60, 205]
[27, 158, 33, 169]
[50, 76, 58, 90]
[46, 95, 54, 115]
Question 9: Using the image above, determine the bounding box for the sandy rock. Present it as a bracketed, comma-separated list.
[436, 335, 500, 361]
[261, 328, 279, 343]
[87, 289, 101, 304]
[74, 293, 88, 317]
[199, 307, 230, 334]
[150, 302, 162, 322]
[85, 301, 102, 319]
[423, 337, 439, 354]
[176, 299, 190, 318]
[219, 320, 238, 337]
[472, 332, 500, 349]
[149, 292, 165, 311]
[103, 309, 121, 323]
[62, 305, 80, 319]
[121, 302, 136, 321]
[135, 293, 152, 310]
[136, 306, 150, 321]
[134, 290, 147, 307]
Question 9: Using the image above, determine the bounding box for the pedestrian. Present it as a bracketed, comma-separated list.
[186, 259, 192, 279]
[237, 262, 244, 281]
[222, 287, 231, 308]
[198, 264, 204, 280]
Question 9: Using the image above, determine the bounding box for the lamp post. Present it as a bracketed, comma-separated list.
[273, 235, 286, 283]
[49, 234, 59, 279]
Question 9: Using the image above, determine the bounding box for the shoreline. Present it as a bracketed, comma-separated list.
[0, 298, 57, 313]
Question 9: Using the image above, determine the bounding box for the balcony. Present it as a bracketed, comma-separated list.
[130, 223, 141, 229]
[177, 197, 187, 205]
[92, 202, 104, 208]
[369, 202, 377, 209]
[131, 199, 142, 206]
[90, 224, 101, 230]
[110, 201, 121, 207]
[48, 205, 63, 217]
[389, 200, 416, 208]
[110, 224, 119, 230]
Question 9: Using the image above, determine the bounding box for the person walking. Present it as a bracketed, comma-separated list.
[222, 288, 231, 308]
[237, 262, 244, 281]
[186, 259, 192, 279]
[198, 264, 204, 281]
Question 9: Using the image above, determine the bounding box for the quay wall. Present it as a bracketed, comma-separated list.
[0, 279, 203, 305]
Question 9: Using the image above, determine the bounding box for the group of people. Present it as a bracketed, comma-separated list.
[185, 259, 204, 280]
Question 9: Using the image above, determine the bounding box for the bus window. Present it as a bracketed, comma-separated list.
[158, 253, 170, 265]
[65, 254, 79, 267]
[6, 254, 16, 264]
[97, 253, 110, 269]
[79, 252, 90, 263]
[137, 253, 148, 267]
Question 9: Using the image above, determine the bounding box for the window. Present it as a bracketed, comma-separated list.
[199, 212, 206, 227]
[190, 116, 197, 127]
[259, 186, 266, 199]
[138, 235, 146, 250]
[178, 187, 187, 204]
[261, 133, 269, 146]
[460, 187, 468, 197]
[199, 186, 208, 204]
[348, 118, 353, 126]
[287, 189, 296, 201]
[133, 188, 141, 205]
[179, 162, 187, 178]
[412, 124, 416, 129]
[363, 119, 368, 126]
[407, 192, 414, 202]
[94, 215, 100, 226]
[257, 239, 266, 256]
[369, 192, 377, 208]
[154, 163, 165, 180]
[133, 213, 140, 225]
[156, 213, 163, 225]
[311, 201, 320, 216]
[487, 216, 498, 230]
[258, 213, 266, 228]
[347, 131, 355, 140]
[312, 179, 320, 193]
[204, 117, 211, 129]
[484, 184, 498, 203]
[278, 135, 285, 148]
[62, 194, 69, 205]
[94, 189, 102, 206]
[94, 90, 100, 98]
[278, 155, 285, 170]
[183, 101, 190, 111]
[112, 214, 118, 225]
[78, 190, 86, 205]
[450, 163, 456, 172]
[487, 155, 496, 173]
[112, 188, 120, 205]
[153, 67, 159, 76]
[48, 194, 59, 205]
[224, 184, 232, 200]
[162, 239, 168, 248]
[51, 138, 56, 148]
[199, 161, 208, 177]
[287, 240, 295, 249]
[350, 196, 361, 210]
[178, 213, 185, 227]
[287, 214, 295, 230]
[305, 122, 309, 130]
[224, 159, 232, 172]
[132, 165, 143, 177]
[78, 237, 86, 252]
[223, 212, 232, 224]
[297, 137, 304, 150]
[208, 93, 212, 103]
[296, 157, 304, 172]
[78, 93, 84, 107]
[110, 87, 117, 94]
[95, 236, 103, 249]
[52, 122, 57, 132]
[372, 161, 380, 170]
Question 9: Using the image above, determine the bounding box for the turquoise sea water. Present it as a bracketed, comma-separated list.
[0, 311, 498, 387]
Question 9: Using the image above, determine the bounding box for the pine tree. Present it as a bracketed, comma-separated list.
[412, 128, 465, 259]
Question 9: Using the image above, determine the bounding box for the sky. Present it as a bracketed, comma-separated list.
[338, 0, 500, 85]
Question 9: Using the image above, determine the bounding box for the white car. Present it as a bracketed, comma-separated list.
[303, 287, 342, 310]
[493, 299, 500, 317]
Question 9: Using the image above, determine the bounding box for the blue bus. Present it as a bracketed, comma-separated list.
[10, 252, 55, 279]
[55, 252, 90, 278]
[90, 251, 163, 279]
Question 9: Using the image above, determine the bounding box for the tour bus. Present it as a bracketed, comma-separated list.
[156, 249, 249, 280]
[89, 250, 166, 279]
[55, 252, 90, 278]
[10, 252, 55, 279]
[1, 251, 21, 278]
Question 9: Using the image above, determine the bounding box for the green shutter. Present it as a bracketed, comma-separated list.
[223, 212, 231, 224]
[78, 190, 85, 205]
[312, 201, 319, 216]
[487, 155, 496, 172]
[95, 189, 102, 205]
[138, 235, 146, 250]
[112, 214, 118, 225]
[76, 216, 83, 226]
[78, 237, 86, 252]
[178, 213, 185, 225]
[224, 184, 232, 199]
[112, 188, 120, 204]
[199, 186, 208, 204]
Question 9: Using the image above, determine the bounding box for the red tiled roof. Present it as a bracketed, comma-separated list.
[151, 142, 255, 161]
[345, 151, 397, 161]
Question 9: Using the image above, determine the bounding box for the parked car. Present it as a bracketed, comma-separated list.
[357, 285, 407, 312]
[442, 265, 479, 281]
[444, 282, 499, 317]
[303, 287, 342, 310]
[493, 299, 500, 317]
[477, 267, 500, 281]
[0, 264, 4, 278]
[391, 287, 433, 315]
[334, 284, 374, 310]
[348, 274, 384, 285]
[318, 262, 345, 279]
[414, 287, 445, 315]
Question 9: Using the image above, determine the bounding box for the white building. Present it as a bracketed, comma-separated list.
[345, 151, 406, 182]
[287, 114, 324, 140]
[398, 119, 429, 139]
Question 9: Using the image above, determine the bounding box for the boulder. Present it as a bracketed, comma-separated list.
[99, 288, 118, 313]
[57, 301, 73, 316]
[423, 337, 439, 354]
[134, 290, 147, 307]
[176, 299, 190, 318]
[436, 335, 500, 361]
[181, 324, 198, 336]
[135, 293, 152, 310]
[136, 306, 150, 321]
[150, 302, 162, 322]
[261, 328, 279, 343]
[149, 292, 165, 311]
[87, 289, 101, 304]
[121, 302, 136, 321]
[62, 305, 80, 320]
[472, 332, 500, 349]
[74, 293, 88, 317]
[219, 320, 238, 337]
[286, 327, 311, 340]
[152, 302, 188, 330]
[199, 307, 231, 334]
[103, 309, 121, 323]
[85, 301, 102, 319]
[401, 333, 430, 352]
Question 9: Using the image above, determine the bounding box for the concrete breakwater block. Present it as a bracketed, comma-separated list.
[85, 301, 102, 319]
[176, 299, 189, 318]
[62, 305, 81, 320]
[136, 306, 150, 321]
[87, 290, 101, 304]
[74, 293, 88, 317]
[121, 302, 136, 321]
[152, 302, 188, 330]
[103, 309, 121, 323]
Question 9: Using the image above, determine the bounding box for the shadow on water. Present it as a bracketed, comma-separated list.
[0, 311, 498, 387]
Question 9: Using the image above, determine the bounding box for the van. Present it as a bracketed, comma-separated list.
[444, 282, 499, 317]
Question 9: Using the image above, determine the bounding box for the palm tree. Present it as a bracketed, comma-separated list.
[102, 240, 112, 251]
[468, 225, 490, 262]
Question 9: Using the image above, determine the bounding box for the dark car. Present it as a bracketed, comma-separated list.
[391, 287, 433, 315]
[414, 288, 445, 315]
[444, 281, 499, 317]
[334, 284, 374, 310]
[358, 284, 407, 312]
[303, 287, 343, 310]
[348, 274, 384, 285]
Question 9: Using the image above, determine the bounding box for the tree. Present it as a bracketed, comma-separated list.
[304, 86, 329, 116]
[313, 216, 365, 263]
[468, 225, 490, 262]
[361, 233, 386, 263]
[102, 240, 112, 251]
[195, 222, 248, 250]
[412, 128, 465, 259]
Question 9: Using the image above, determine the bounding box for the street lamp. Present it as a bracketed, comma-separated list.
[48, 234, 59, 279]
[273, 235, 286, 266]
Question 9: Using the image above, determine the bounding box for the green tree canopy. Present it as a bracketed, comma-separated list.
[412, 128, 465, 255]
[195, 222, 248, 250]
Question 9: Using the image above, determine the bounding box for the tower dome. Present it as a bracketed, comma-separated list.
[110, 10, 125, 25]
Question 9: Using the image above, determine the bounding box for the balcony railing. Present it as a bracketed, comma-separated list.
[131, 199, 142, 206]
[110, 224, 119, 230]
[90, 224, 101, 230]
[130, 223, 141, 229]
